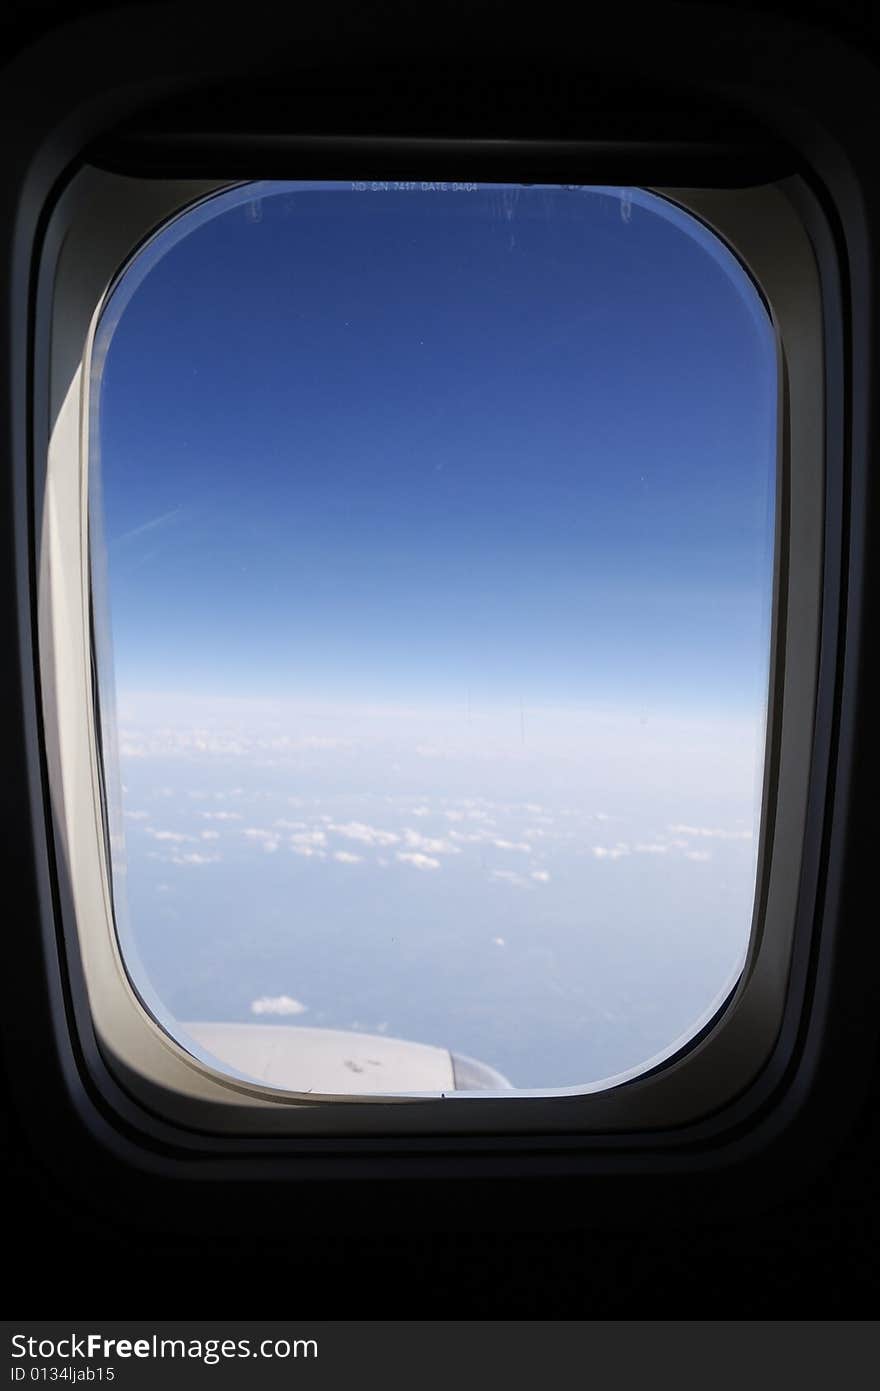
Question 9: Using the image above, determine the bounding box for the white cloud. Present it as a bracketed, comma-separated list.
[397, 851, 440, 871]
[274, 818, 307, 830]
[242, 827, 280, 851]
[289, 829, 327, 847]
[411, 806, 431, 818]
[447, 826, 521, 848]
[147, 829, 195, 843]
[200, 830, 220, 841]
[492, 936, 506, 947]
[259, 734, 349, 753]
[329, 821, 400, 847]
[402, 828, 460, 855]
[333, 851, 363, 864]
[170, 851, 220, 865]
[201, 811, 242, 821]
[592, 845, 630, 860]
[490, 869, 530, 888]
[250, 995, 307, 1016]
[531, 870, 550, 883]
[635, 843, 669, 855]
[124, 810, 149, 820]
[669, 824, 752, 841]
[120, 728, 251, 758]
[685, 850, 712, 862]
[292, 844, 326, 859]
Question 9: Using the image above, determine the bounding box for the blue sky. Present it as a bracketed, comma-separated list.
[92, 183, 776, 1091]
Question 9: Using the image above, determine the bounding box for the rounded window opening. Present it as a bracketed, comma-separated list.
[90, 181, 777, 1096]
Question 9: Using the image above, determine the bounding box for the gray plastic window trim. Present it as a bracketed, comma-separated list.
[35, 166, 825, 1137]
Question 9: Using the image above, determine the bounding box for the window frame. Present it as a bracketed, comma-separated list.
[35, 165, 827, 1139]
[0, 1, 874, 1224]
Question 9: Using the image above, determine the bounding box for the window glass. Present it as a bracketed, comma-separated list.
[91, 181, 776, 1093]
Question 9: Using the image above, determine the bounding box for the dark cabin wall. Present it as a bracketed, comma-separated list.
[0, 0, 877, 1315]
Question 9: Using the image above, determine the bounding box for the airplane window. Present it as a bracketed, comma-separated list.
[89, 181, 776, 1095]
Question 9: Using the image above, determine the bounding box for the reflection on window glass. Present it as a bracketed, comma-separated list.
[91, 182, 776, 1094]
